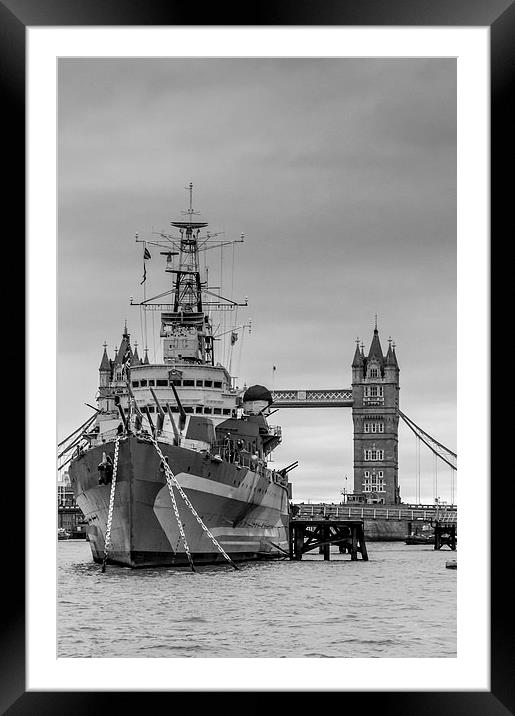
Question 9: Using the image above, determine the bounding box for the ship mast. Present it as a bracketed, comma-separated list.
[170, 182, 207, 315]
[131, 184, 248, 368]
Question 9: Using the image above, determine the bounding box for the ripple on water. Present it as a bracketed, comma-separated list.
[58, 541, 456, 658]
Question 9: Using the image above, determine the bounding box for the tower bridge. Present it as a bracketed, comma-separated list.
[271, 325, 456, 507]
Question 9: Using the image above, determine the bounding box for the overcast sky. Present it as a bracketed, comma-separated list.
[58, 58, 456, 504]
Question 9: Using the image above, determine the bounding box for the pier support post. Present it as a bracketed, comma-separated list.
[350, 525, 358, 561]
[294, 525, 304, 560]
[449, 525, 457, 551]
[357, 524, 369, 561]
[323, 525, 330, 561]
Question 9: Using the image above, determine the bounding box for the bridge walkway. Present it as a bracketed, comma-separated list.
[293, 503, 457, 524]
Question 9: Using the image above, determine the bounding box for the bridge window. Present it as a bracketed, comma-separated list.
[204, 380, 213, 388]
[140, 379, 147, 387]
[148, 380, 155, 387]
[156, 379, 168, 386]
[364, 422, 384, 434]
[196, 380, 203, 387]
[132, 381, 140, 388]
[364, 470, 385, 492]
[364, 449, 384, 461]
[214, 381, 222, 389]
[183, 380, 194, 387]
[365, 386, 383, 398]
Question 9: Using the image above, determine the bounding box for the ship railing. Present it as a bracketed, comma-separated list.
[91, 428, 122, 445]
[208, 440, 286, 486]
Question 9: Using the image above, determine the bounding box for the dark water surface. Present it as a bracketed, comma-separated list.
[58, 541, 456, 658]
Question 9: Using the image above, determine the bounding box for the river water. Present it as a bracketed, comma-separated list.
[58, 540, 456, 658]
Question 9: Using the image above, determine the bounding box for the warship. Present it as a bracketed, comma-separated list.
[66, 186, 293, 568]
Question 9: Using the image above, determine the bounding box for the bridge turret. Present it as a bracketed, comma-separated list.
[384, 338, 399, 382]
[351, 339, 364, 382]
[351, 324, 401, 505]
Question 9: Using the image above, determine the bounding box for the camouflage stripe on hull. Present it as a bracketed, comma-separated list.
[69, 435, 289, 568]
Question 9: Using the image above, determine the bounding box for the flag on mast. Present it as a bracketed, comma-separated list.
[231, 331, 238, 345]
[141, 245, 151, 284]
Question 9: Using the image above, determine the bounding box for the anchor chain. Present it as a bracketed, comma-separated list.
[150, 437, 238, 570]
[101, 436, 120, 573]
[160, 456, 196, 573]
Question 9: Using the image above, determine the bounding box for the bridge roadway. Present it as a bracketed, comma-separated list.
[293, 503, 457, 523]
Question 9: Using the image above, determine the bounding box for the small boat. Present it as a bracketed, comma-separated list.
[405, 533, 434, 545]
[445, 559, 457, 569]
[405, 524, 434, 545]
[58, 528, 71, 540]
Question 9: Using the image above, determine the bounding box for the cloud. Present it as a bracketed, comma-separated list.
[58, 57, 456, 503]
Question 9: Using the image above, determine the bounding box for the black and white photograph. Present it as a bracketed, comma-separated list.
[56, 56, 458, 660]
[0, 0, 504, 704]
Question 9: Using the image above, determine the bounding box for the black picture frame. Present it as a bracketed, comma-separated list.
[6, 0, 507, 712]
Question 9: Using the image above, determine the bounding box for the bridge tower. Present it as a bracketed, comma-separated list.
[351, 324, 400, 504]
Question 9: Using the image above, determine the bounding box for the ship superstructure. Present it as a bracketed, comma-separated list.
[67, 186, 291, 568]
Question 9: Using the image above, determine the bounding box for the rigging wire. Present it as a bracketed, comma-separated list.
[151, 309, 156, 363]
[226, 243, 236, 369]
[220, 243, 226, 364]
[143, 241, 148, 351]
[139, 305, 144, 356]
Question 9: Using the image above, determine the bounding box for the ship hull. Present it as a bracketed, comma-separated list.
[69, 436, 290, 567]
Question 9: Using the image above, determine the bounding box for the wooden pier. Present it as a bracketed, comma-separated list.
[289, 517, 368, 561]
[433, 520, 457, 550]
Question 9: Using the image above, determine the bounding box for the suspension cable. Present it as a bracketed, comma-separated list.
[399, 409, 457, 470]
[416, 435, 421, 505]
